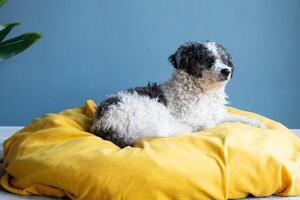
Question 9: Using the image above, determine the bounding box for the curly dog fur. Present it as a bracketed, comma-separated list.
[90, 41, 265, 147]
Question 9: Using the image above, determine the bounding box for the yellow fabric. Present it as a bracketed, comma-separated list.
[2, 100, 300, 200]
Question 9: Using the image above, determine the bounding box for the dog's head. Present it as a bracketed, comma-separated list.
[169, 41, 234, 86]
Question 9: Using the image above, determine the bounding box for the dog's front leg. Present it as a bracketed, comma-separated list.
[220, 114, 266, 128]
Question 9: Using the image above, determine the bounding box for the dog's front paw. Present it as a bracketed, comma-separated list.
[248, 120, 266, 129]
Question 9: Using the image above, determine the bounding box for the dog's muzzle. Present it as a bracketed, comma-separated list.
[218, 68, 231, 81]
[221, 69, 230, 77]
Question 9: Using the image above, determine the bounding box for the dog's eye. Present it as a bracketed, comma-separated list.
[205, 57, 215, 68]
[206, 64, 213, 69]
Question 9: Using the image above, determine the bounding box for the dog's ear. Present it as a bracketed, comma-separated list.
[169, 46, 186, 69]
[168, 52, 179, 69]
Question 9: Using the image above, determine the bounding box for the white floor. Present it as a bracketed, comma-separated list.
[0, 127, 300, 200]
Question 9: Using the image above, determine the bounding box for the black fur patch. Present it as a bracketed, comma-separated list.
[94, 128, 131, 148]
[127, 82, 167, 106]
[169, 42, 215, 78]
[91, 96, 128, 147]
[94, 96, 121, 119]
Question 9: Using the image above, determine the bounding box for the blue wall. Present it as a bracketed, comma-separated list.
[0, 0, 300, 127]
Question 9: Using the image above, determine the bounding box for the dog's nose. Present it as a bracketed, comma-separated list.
[221, 69, 230, 77]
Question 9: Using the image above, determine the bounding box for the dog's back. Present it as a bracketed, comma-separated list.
[90, 83, 189, 147]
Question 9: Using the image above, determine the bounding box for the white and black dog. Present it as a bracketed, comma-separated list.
[91, 41, 265, 147]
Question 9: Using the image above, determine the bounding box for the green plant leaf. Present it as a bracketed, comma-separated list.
[0, 32, 41, 61]
[0, 23, 20, 42]
[0, 0, 6, 7]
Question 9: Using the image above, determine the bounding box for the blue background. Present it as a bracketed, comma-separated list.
[0, 0, 299, 127]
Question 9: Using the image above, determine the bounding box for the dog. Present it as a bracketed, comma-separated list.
[90, 41, 265, 147]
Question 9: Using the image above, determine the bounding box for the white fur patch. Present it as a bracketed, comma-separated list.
[206, 41, 220, 60]
[99, 91, 191, 145]
[161, 70, 229, 130]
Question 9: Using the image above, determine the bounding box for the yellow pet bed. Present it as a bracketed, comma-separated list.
[2, 100, 300, 200]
